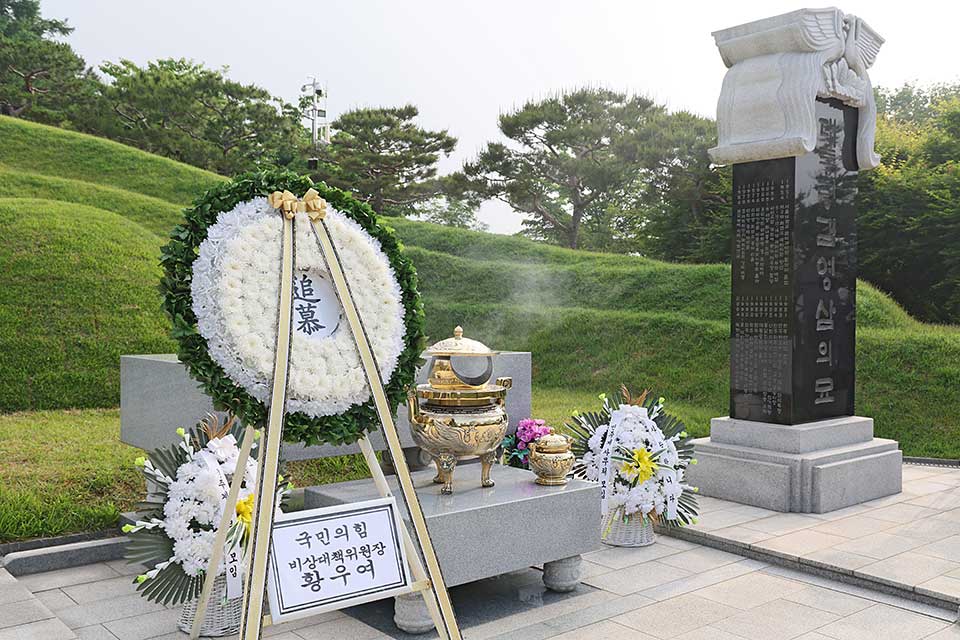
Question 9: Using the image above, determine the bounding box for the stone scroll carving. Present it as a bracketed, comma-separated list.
[708, 8, 884, 169]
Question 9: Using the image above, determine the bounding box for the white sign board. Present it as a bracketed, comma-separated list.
[292, 270, 342, 340]
[267, 497, 411, 622]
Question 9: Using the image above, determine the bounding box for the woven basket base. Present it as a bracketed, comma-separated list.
[177, 574, 242, 637]
[601, 513, 657, 547]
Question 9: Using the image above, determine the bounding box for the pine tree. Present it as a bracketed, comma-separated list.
[313, 105, 456, 215]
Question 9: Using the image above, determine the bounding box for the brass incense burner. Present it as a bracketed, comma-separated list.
[407, 326, 512, 494]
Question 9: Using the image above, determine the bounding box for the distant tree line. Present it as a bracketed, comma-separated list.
[860, 83, 960, 324]
[1, 1, 311, 175]
[0, 1, 472, 221]
[3, 0, 959, 322]
[449, 88, 730, 258]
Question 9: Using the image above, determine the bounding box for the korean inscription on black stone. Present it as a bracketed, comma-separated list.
[730, 98, 858, 425]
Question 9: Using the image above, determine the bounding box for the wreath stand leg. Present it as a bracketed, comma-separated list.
[309, 215, 461, 640]
[237, 210, 295, 640]
[189, 424, 257, 639]
[356, 435, 448, 635]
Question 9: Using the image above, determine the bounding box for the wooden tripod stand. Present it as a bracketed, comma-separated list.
[190, 194, 462, 639]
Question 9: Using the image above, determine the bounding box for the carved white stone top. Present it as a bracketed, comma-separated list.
[708, 7, 884, 169]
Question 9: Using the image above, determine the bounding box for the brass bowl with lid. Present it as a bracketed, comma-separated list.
[407, 326, 512, 494]
[528, 432, 575, 486]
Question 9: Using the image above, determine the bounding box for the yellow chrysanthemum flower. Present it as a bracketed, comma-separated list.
[236, 494, 255, 534]
[620, 448, 658, 484]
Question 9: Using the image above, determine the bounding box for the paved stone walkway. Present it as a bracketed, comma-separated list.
[670, 464, 960, 608]
[7, 463, 960, 638]
[7, 535, 960, 639]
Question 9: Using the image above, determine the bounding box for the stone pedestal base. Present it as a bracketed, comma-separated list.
[687, 416, 902, 513]
[542, 555, 582, 593]
[394, 591, 435, 635]
[392, 555, 583, 634]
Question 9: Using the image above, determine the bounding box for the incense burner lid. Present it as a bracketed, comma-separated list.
[425, 326, 497, 357]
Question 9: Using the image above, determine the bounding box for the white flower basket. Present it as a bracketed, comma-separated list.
[601, 512, 656, 547]
[177, 574, 241, 637]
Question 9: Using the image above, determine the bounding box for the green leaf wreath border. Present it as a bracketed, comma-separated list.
[160, 169, 426, 446]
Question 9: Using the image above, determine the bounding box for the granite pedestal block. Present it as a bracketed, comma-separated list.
[304, 465, 599, 632]
[120, 352, 531, 461]
[688, 416, 902, 513]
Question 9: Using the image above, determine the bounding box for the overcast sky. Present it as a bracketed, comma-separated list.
[43, 0, 960, 233]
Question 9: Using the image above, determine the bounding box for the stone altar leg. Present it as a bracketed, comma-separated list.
[394, 591, 434, 634]
[542, 555, 582, 593]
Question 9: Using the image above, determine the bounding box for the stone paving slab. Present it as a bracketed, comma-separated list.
[5, 539, 959, 639]
[662, 463, 960, 609]
[0, 579, 34, 606]
[0, 597, 56, 629]
[76, 624, 125, 640]
[0, 617, 76, 640]
[16, 562, 119, 592]
[483, 560, 957, 640]
[0, 567, 75, 639]
[815, 603, 948, 640]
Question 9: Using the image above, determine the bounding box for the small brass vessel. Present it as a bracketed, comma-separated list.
[528, 432, 575, 486]
[407, 326, 511, 494]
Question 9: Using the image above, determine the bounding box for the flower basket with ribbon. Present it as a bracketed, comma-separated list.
[123, 414, 290, 635]
[568, 386, 699, 547]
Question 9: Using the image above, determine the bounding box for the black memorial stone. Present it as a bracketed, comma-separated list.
[730, 98, 858, 425]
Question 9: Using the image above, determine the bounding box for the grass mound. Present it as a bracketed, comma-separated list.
[0, 116, 223, 205]
[2, 116, 960, 541]
[0, 409, 138, 541]
[423, 301, 960, 458]
[387, 216, 656, 268]
[0, 115, 956, 457]
[404, 244, 916, 330]
[0, 198, 175, 411]
[0, 166, 185, 236]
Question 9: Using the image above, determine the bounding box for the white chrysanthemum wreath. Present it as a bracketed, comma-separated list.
[160, 172, 426, 447]
[191, 197, 406, 417]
